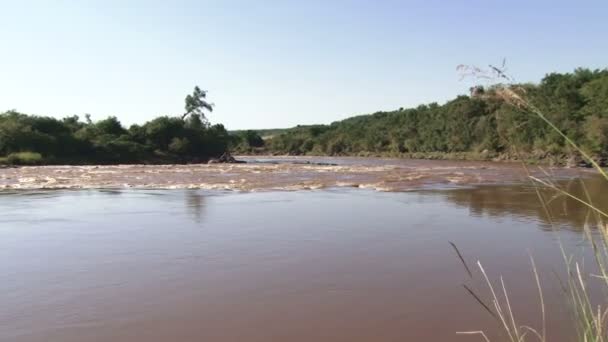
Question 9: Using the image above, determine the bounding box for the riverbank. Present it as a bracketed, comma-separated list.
[0, 152, 243, 167]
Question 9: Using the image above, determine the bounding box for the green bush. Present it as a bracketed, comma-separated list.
[6, 152, 43, 165]
[0, 86, 231, 165]
[0, 111, 230, 164]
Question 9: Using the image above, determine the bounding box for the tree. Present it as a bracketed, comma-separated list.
[95, 116, 126, 136]
[583, 116, 608, 155]
[168, 137, 191, 154]
[241, 130, 265, 148]
[182, 86, 214, 123]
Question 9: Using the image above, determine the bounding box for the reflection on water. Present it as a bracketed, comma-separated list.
[185, 190, 206, 223]
[0, 178, 606, 342]
[435, 175, 608, 231]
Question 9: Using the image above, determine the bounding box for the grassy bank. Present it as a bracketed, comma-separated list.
[0, 152, 43, 166]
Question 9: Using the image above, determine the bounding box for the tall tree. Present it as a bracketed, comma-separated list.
[182, 86, 214, 123]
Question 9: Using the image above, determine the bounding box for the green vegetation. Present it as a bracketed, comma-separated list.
[6, 152, 43, 165]
[230, 130, 266, 154]
[4, 68, 608, 166]
[264, 68, 608, 165]
[453, 70, 608, 342]
[0, 87, 232, 165]
[230, 128, 288, 139]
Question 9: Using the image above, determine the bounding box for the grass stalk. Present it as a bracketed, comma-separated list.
[459, 72, 608, 342]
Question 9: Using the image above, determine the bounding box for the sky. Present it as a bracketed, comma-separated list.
[1, 0, 607, 130]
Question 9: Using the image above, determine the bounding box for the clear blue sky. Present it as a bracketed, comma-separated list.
[1, 0, 607, 129]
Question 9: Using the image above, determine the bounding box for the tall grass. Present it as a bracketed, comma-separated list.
[456, 66, 608, 342]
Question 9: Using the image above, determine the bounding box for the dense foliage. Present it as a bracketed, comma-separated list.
[230, 128, 288, 139]
[230, 130, 266, 153]
[0, 87, 231, 164]
[3, 69, 608, 165]
[266, 68, 608, 163]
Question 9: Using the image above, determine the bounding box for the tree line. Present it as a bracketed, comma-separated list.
[0, 87, 233, 165]
[264, 68, 608, 164]
[3, 68, 608, 165]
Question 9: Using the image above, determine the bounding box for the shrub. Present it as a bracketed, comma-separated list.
[6, 152, 43, 165]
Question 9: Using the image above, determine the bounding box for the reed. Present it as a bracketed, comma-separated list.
[456, 64, 608, 341]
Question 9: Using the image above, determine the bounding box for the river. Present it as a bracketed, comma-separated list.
[1, 157, 606, 341]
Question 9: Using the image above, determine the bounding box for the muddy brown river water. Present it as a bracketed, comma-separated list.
[1, 157, 606, 342]
[0, 156, 589, 191]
